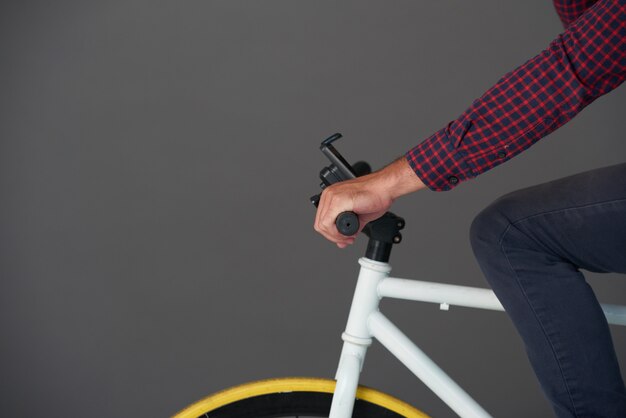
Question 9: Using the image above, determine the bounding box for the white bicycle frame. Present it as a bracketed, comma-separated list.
[328, 257, 626, 418]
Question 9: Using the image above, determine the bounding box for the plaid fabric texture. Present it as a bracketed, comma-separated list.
[406, 0, 626, 191]
[554, 0, 599, 27]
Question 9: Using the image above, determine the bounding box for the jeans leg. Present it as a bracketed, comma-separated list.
[470, 163, 626, 418]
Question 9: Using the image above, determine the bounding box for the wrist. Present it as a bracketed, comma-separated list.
[375, 157, 426, 200]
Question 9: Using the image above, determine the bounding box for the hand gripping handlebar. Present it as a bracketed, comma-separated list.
[310, 133, 371, 236]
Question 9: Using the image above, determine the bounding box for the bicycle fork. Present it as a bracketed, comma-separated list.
[329, 257, 493, 418]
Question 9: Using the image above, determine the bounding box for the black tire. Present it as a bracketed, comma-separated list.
[172, 378, 429, 418]
[205, 391, 402, 417]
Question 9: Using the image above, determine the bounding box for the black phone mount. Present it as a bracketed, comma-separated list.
[311, 133, 405, 263]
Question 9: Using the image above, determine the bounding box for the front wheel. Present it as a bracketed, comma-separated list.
[172, 377, 430, 418]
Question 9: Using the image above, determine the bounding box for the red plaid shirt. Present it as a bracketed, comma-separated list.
[405, 0, 626, 191]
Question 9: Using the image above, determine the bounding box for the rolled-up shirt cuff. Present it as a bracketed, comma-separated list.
[404, 124, 477, 192]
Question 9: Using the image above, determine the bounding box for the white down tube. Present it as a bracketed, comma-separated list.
[368, 311, 493, 418]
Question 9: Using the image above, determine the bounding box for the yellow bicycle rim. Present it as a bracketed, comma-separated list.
[172, 377, 430, 418]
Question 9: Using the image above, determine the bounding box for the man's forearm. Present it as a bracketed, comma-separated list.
[406, 0, 626, 191]
[378, 157, 427, 200]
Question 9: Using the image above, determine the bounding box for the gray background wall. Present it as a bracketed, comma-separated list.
[1, 1, 624, 417]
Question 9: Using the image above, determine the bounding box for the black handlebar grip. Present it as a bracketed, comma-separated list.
[336, 211, 359, 236]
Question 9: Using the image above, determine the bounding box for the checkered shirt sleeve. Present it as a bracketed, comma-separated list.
[554, 0, 599, 28]
[405, 0, 626, 191]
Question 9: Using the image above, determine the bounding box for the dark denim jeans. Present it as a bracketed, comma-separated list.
[470, 163, 626, 417]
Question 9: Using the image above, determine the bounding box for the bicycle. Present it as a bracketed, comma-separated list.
[172, 134, 626, 418]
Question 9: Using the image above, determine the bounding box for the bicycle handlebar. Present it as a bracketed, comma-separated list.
[336, 211, 359, 236]
[313, 133, 371, 237]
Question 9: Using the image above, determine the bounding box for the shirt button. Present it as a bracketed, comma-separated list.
[497, 151, 507, 159]
[448, 176, 459, 185]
